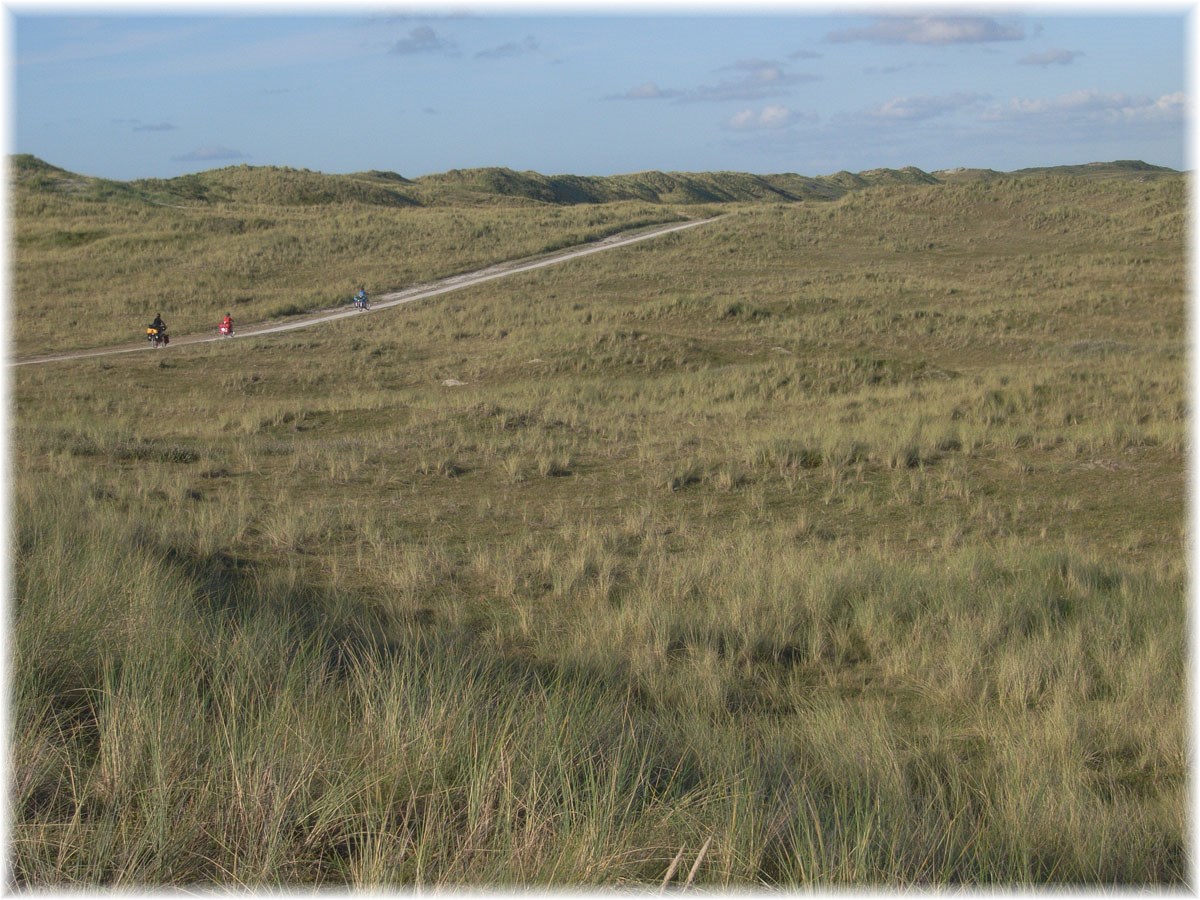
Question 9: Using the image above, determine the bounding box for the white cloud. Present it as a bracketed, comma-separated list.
[726, 105, 798, 130]
[989, 90, 1186, 124]
[828, 16, 1025, 45]
[760, 105, 794, 127]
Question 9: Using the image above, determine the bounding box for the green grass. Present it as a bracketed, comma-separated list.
[9, 164, 1187, 887]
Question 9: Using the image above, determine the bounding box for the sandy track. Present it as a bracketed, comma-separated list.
[11, 216, 719, 367]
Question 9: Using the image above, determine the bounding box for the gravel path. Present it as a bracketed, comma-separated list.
[11, 216, 719, 367]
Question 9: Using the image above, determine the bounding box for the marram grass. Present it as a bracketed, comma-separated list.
[11, 472, 1185, 885]
[11, 169, 1187, 887]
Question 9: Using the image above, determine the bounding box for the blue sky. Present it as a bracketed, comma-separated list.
[9, 4, 1190, 181]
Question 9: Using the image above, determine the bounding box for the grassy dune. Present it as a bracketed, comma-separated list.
[12, 157, 686, 356]
[9, 163, 1187, 886]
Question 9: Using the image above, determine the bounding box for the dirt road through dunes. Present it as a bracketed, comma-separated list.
[11, 216, 720, 367]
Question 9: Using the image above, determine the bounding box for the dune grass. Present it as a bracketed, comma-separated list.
[9, 171, 1187, 887]
[12, 184, 682, 355]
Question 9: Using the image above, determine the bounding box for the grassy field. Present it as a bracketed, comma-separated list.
[9, 161, 1188, 887]
[11, 156, 687, 356]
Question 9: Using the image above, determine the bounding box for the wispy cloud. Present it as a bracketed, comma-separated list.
[68, 22, 373, 82]
[609, 59, 817, 104]
[475, 36, 539, 60]
[389, 26, 457, 56]
[966, 89, 1187, 158]
[113, 117, 176, 133]
[866, 92, 991, 121]
[1018, 48, 1083, 67]
[606, 81, 683, 101]
[828, 16, 1025, 45]
[172, 146, 249, 162]
[685, 59, 817, 103]
[17, 21, 211, 67]
[986, 89, 1185, 124]
[723, 58, 783, 74]
[864, 62, 920, 76]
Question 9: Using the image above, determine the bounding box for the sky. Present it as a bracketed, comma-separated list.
[6, 2, 1191, 182]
